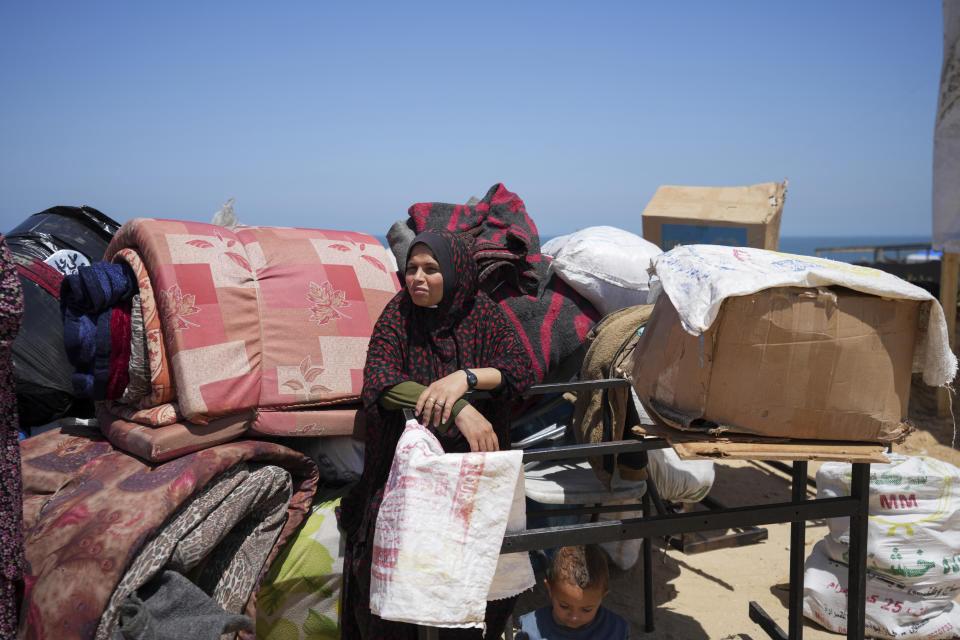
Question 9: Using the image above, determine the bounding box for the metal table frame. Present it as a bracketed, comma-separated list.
[413, 380, 871, 639]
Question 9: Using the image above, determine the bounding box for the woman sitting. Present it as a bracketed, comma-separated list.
[339, 230, 535, 639]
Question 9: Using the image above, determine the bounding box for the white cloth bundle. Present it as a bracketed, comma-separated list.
[648, 244, 957, 386]
[370, 420, 535, 629]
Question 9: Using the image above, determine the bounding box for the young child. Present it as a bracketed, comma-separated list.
[516, 545, 630, 639]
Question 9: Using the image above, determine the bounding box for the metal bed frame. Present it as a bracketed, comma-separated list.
[410, 379, 870, 640]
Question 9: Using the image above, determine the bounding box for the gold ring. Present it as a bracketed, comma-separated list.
[429, 397, 436, 404]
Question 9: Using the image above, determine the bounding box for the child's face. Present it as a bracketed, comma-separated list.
[546, 579, 607, 630]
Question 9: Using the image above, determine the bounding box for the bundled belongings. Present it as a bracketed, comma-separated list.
[630, 245, 957, 443]
[8, 205, 122, 427]
[572, 304, 655, 487]
[542, 226, 662, 316]
[57, 218, 400, 460]
[404, 183, 601, 383]
[641, 180, 786, 250]
[19, 423, 318, 640]
[803, 455, 960, 639]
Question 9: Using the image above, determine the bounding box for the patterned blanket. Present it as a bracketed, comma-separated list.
[19, 425, 318, 640]
[104, 219, 400, 422]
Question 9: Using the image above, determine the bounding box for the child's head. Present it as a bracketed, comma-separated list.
[544, 545, 610, 630]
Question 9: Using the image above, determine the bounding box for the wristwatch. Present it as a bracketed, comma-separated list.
[462, 368, 478, 390]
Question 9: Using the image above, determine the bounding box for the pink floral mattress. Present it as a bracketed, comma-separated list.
[104, 219, 399, 422]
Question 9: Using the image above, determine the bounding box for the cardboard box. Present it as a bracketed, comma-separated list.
[641, 181, 787, 250]
[628, 286, 920, 443]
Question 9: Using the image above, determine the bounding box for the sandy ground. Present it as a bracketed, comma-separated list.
[511, 380, 960, 639]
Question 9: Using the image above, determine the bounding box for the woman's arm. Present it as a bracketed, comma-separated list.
[380, 380, 468, 432]
[415, 367, 504, 427]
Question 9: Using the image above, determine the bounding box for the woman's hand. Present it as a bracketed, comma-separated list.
[415, 371, 469, 426]
[453, 404, 499, 452]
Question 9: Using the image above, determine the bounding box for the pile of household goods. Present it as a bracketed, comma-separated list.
[13, 184, 619, 639]
[804, 455, 960, 640]
[13, 177, 958, 638]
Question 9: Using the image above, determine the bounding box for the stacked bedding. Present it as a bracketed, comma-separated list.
[59, 218, 400, 461]
[19, 423, 318, 639]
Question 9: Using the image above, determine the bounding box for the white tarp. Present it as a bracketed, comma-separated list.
[933, 0, 960, 252]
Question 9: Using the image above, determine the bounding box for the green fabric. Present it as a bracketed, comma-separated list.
[255, 486, 349, 640]
[379, 380, 468, 434]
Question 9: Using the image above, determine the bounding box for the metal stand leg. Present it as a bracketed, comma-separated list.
[643, 490, 654, 633]
[748, 460, 809, 640]
[846, 463, 870, 640]
[787, 461, 808, 640]
[417, 626, 440, 640]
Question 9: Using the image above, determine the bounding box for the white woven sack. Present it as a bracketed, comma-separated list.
[803, 541, 960, 639]
[543, 226, 661, 316]
[647, 447, 714, 503]
[817, 455, 960, 594]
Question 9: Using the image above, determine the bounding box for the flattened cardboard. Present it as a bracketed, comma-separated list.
[641, 181, 786, 250]
[630, 424, 891, 463]
[628, 287, 920, 443]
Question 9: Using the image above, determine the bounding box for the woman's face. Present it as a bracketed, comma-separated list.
[405, 244, 444, 307]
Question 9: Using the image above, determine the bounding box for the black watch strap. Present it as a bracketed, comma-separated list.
[462, 368, 478, 389]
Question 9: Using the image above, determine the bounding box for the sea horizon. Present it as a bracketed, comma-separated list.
[375, 232, 933, 264]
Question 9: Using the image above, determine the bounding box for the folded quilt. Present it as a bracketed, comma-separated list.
[408, 184, 600, 383]
[19, 425, 318, 640]
[104, 219, 399, 421]
[99, 404, 365, 463]
[370, 420, 534, 629]
[95, 462, 292, 640]
[120, 294, 153, 405]
[113, 249, 176, 407]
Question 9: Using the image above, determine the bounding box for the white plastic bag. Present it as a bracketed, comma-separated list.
[543, 226, 662, 316]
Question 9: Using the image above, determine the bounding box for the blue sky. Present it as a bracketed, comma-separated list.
[0, 1, 943, 238]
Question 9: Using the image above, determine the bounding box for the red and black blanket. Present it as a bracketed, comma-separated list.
[408, 183, 600, 383]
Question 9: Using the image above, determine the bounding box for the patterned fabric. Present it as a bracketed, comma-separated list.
[339, 230, 535, 639]
[104, 220, 400, 421]
[95, 463, 293, 639]
[119, 294, 153, 405]
[0, 236, 24, 639]
[104, 399, 182, 428]
[408, 184, 600, 383]
[256, 488, 350, 640]
[112, 249, 175, 407]
[18, 425, 318, 640]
